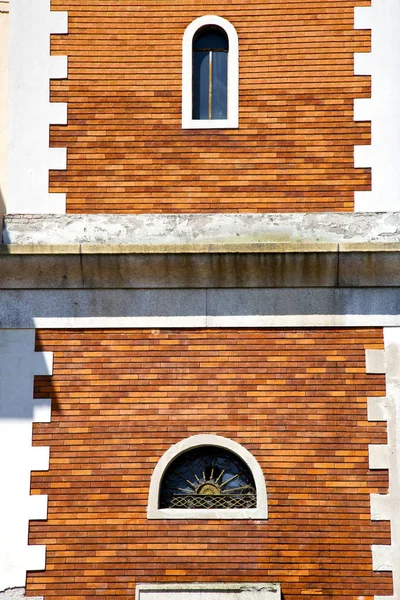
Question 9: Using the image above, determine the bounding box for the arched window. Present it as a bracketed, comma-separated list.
[193, 26, 228, 120]
[147, 435, 267, 519]
[160, 445, 256, 509]
[182, 16, 239, 129]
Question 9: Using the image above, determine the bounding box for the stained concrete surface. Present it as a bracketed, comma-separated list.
[4, 212, 400, 245]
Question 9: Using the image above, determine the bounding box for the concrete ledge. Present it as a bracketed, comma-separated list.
[4, 212, 400, 246]
[0, 244, 81, 254]
[0, 242, 339, 254]
[2, 241, 400, 254]
[340, 242, 400, 252]
[3, 245, 400, 288]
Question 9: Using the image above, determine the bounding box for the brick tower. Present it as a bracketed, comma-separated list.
[1, 1, 400, 599]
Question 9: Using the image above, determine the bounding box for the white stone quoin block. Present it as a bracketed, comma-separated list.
[365, 349, 386, 374]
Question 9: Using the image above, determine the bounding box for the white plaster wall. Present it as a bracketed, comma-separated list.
[8, 0, 68, 214]
[0, 1, 8, 215]
[354, 1, 400, 212]
[0, 330, 52, 592]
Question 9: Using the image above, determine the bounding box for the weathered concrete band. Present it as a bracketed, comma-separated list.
[1, 245, 400, 288]
[3, 241, 400, 254]
[3, 212, 400, 245]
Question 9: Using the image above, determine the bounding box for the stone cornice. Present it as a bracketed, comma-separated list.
[1, 242, 400, 289]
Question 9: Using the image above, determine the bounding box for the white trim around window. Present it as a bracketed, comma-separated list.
[147, 434, 268, 520]
[182, 15, 239, 129]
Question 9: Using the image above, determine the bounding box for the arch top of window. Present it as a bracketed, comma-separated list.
[147, 434, 268, 520]
[193, 26, 228, 52]
[182, 16, 239, 130]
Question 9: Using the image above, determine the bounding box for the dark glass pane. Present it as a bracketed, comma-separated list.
[193, 26, 228, 51]
[193, 51, 209, 119]
[159, 446, 256, 509]
[211, 51, 228, 119]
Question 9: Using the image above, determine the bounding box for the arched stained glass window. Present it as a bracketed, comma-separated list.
[147, 434, 267, 519]
[159, 445, 256, 509]
[192, 26, 228, 120]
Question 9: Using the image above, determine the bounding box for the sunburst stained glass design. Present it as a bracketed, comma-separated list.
[159, 446, 257, 509]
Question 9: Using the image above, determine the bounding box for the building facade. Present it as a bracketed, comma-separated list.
[1, 0, 400, 599]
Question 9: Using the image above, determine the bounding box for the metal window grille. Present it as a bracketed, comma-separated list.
[159, 446, 257, 510]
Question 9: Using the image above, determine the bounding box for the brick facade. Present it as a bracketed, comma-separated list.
[49, 0, 371, 214]
[27, 328, 391, 599]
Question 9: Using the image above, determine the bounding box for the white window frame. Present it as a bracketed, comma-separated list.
[147, 434, 268, 520]
[182, 15, 239, 129]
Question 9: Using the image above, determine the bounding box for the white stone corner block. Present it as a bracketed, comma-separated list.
[354, 98, 372, 122]
[354, 191, 391, 213]
[30, 446, 50, 472]
[354, 191, 374, 212]
[354, 6, 372, 30]
[354, 145, 372, 168]
[50, 10, 68, 34]
[372, 545, 393, 572]
[368, 444, 389, 470]
[47, 193, 67, 213]
[33, 399, 52, 424]
[48, 147, 67, 171]
[365, 349, 386, 374]
[370, 493, 391, 521]
[49, 55, 68, 79]
[367, 397, 389, 422]
[49, 102, 68, 125]
[27, 494, 48, 521]
[384, 330, 400, 379]
[354, 52, 372, 76]
[33, 351, 53, 377]
[25, 545, 46, 572]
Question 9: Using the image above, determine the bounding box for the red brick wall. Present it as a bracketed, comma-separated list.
[28, 328, 391, 599]
[49, 0, 371, 213]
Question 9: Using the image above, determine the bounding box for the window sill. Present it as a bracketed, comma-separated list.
[182, 118, 239, 129]
[147, 506, 268, 520]
[136, 583, 281, 600]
